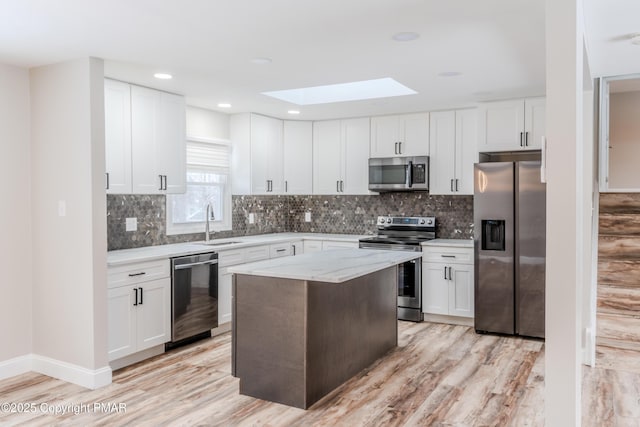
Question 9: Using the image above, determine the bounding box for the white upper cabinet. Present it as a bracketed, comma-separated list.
[429, 109, 477, 195]
[283, 121, 313, 194]
[104, 79, 132, 194]
[250, 114, 284, 194]
[370, 113, 429, 158]
[105, 79, 186, 195]
[313, 118, 370, 195]
[477, 97, 545, 152]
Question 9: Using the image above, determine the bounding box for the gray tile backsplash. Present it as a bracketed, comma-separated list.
[107, 193, 473, 250]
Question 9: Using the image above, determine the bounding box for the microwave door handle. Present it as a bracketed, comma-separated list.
[406, 161, 413, 188]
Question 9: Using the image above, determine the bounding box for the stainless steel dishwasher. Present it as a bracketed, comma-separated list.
[168, 252, 218, 348]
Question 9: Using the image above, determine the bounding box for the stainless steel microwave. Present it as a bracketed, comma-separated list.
[368, 156, 429, 192]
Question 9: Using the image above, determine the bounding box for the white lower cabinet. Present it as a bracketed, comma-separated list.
[303, 240, 323, 253]
[218, 266, 233, 325]
[108, 262, 171, 362]
[422, 245, 474, 318]
[322, 240, 359, 250]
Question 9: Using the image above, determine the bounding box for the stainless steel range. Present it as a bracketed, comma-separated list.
[359, 216, 436, 322]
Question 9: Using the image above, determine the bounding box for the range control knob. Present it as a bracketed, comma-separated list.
[379, 217, 386, 224]
[427, 219, 433, 225]
[386, 218, 392, 224]
[419, 219, 426, 224]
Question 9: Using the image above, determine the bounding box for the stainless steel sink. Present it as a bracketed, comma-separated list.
[199, 241, 241, 246]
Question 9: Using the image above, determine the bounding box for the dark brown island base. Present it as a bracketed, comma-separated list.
[229, 249, 421, 409]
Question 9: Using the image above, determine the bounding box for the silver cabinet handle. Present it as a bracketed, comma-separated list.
[292, 245, 296, 256]
[285, 181, 288, 192]
[337, 180, 340, 192]
[394, 142, 398, 154]
[441, 255, 456, 258]
[276, 248, 286, 252]
[106, 173, 110, 190]
[398, 141, 402, 154]
[159, 175, 164, 190]
[139, 287, 143, 305]
[525, 132, 529, 146]
[455, 179, 459, 192]
[174, 259, 219, 270]
[133, 288, 138, 306]
[448, 266, 452, 280]
[450, 179, 454, 192]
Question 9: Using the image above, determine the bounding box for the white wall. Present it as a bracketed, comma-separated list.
[186, 106, 229, 140]
[0, 63, 32, 366]
[30, 58, 109, 381]
[545, 0, 586, 424]
[608, 91, 640, 189]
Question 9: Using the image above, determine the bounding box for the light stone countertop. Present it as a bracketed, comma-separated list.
[422, 238, 474, 248]
[107, 233, 369, 266]
[228, 248, 421, 283]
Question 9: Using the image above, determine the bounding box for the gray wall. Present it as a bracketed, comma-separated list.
[107, 193, 473, 250]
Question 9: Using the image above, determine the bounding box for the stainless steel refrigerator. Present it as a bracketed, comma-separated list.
[473, 156, 546, 338]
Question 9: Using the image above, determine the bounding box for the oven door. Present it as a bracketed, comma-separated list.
[397, 258, 421, 310]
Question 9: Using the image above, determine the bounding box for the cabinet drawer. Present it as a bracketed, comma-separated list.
[245, 245, 270, 263]
[108, 259, 170, 289]
[304, 240, 323, 253]
[218, 248, 245, 267]
[270, 242, 293, 258]
[322, 240, 358, 250]
[422, 246, 473, 264]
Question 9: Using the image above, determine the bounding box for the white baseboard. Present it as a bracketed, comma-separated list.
[109, 345, 164, 371]
[31, 355, 112, 389]
[0, 354, 112, 390]
[0, 354, 32, 381]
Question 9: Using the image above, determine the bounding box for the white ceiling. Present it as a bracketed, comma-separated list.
[5, 0, 630, 121]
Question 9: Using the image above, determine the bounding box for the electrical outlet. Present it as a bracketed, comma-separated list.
[125, 217, 137, 232]
[305, 212, 312, 222]
[249, 213, 255, 224]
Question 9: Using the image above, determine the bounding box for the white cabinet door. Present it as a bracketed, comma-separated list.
[131, 85, 162, 194]
[136, 278, 171, 351]
[104, 79, 132, 194]
[449, 264, 474, 318]
[524, 97, 545, 150]
[422, 263, 449, 315]
[477, 99, 525, 152]
[250, 114, 281, 194]
[157, 92, 186, 194]
[341, 117, 370, 195]
[399, 112, 429, 157]
[455, 109, 477, 195]
[230, 114, 252, 195]
[370, 113, 429, 158]
[218, 267, 233, 325]
[107, 286, 137, 361]
[313, 120, 343, 194]
[283, 121, 313, 194]
[370, 115, 400, 158]
[429, 111, 456, 195]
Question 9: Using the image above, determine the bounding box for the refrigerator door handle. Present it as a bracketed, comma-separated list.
[541, 136, 547, 183]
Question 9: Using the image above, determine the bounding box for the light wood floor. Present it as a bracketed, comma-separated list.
[0, 321, 636, 426]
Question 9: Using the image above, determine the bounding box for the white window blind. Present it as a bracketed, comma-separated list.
[186, 140, 230, 173]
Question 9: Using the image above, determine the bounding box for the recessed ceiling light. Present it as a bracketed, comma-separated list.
[251, 57, 272, 65]
[218, 103, 232, 108]
[153, 73, 172, 80]
[392, 32, 420, 42]
[288, 110, 300, 115]
[262, 78, 417, 105]
[438, 71, 462, 77]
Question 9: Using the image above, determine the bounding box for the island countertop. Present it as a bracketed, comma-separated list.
[228, 248, 421, 283]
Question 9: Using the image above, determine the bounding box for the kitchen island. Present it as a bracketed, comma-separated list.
[229, 248, 421, 409]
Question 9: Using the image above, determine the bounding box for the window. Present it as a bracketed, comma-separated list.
[166, 137, 231, 235]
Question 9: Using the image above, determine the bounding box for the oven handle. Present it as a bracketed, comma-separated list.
[406, 161, 413, 188]
[174, 259, 219, 270]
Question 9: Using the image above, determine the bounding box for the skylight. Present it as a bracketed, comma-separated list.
[262, 78, 417, 105]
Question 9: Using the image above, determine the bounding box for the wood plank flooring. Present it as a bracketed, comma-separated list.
[0, 321, 635, 426]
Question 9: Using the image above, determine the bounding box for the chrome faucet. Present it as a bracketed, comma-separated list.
[205, 203, 215, 243]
